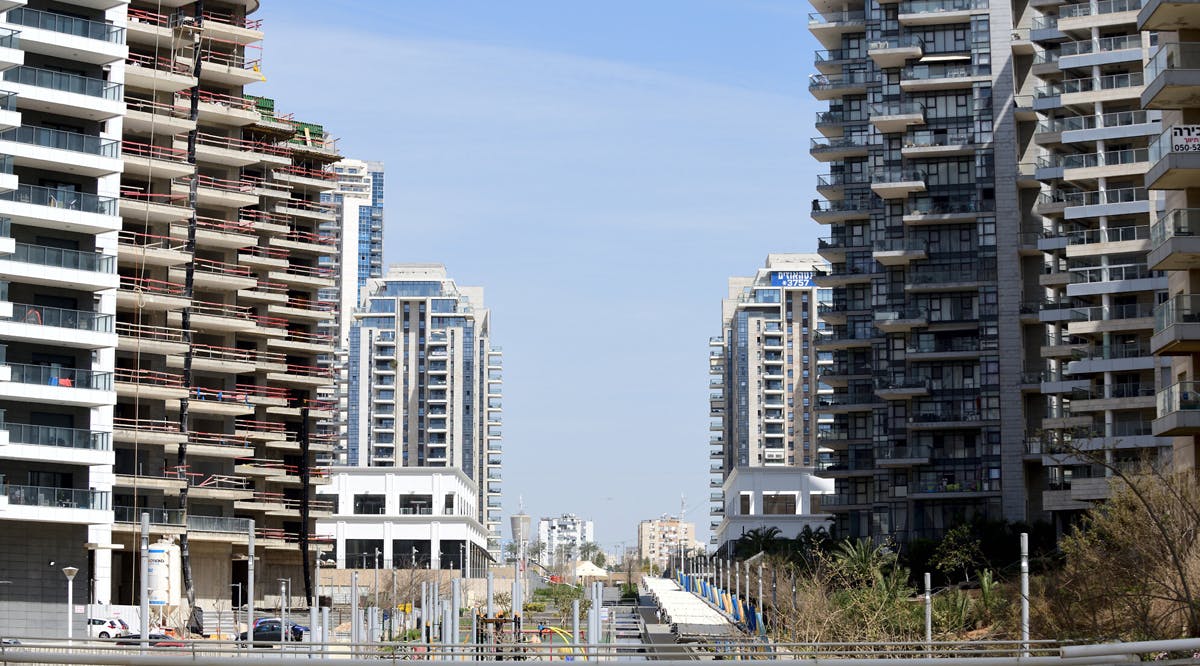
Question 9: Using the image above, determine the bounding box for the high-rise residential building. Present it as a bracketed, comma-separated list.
[1141, 0, 1200, 474]
[345, 264, 503, 560]
[536, 513, 594, 566]
[808, 0, 1032, 542]
[637, 516, 699, 572]
[0, 0, 125, 635]
[111, 1, 341, 625]
[708, 254, 834, 549]
[1025, 0, 1171, 530]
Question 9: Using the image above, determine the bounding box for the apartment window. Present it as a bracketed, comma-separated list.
[353, 494, 386, 515]
[739, 493, 752, 515]
[762, 493, 796, 515]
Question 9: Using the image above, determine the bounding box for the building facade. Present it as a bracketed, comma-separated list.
[708, 254, 831, 546]
[1141, 0, 1200, 474]
[315, 467, 488, 576]
[345, 264, 503, 562]
[1025, 0, 1172, 530]
[637, 516, 699, 572]
[536, 513, 593, 566]
[112, 0, 341, 626]
[713, 467, 834, 556]
[808, 0, 1032, 542]
[0, 0, 125, 636]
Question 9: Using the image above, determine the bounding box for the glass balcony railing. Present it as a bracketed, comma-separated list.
[0, 126, 120, 157]
[809, 72, 874, 91]
[2, 66, 121, 100]
[905, 130, 974, 148]
[1031, 15, 1058, 29]
[5, 7, 125, 44]
[0, 28, 15, 49]
[8, 362, 113, 390]
[114, 505, 184, 525]
[813, 199, 878, 215]
[903, 63, 990, 80]
[1151, 209, 1200, 246]
[906, 200, 994, 216]
[870, 101, 926, 117]
[899, 0, 988, 13]
[1060, 0, 1142, 17]
[1059, 34, 1142, 56]
[1157, 381, 1200, 418]
[1037, 71, 1143, 97]
[1064, 225, 1149, 245]
[10, 303, 113, 332]
[2, 483, 109, 510]
[811, 135, 873, 151]
[808, 11, 867, 24]
[1154, 294, 1200, 333]
[11, 242, 116, 273]
[815, 48, 865, 63]
[0, 184, 118, 215]
[1042, 187, 1147, 208]
[1147, 43, 1200, 84]
[1069, 263, 1157, 283]
[871, 167, 926, 183]
[1046, 148, 1149, 169]
[4, 422, 111, 450]
[1038, 110, 1152, 133]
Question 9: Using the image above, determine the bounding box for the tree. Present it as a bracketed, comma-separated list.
[579, 542, 601, 562]
[737, 526, 783, 558]
[527, 540, 546, 563]
[1034, 460, 1200, 640]
[931, 524, 983, 584]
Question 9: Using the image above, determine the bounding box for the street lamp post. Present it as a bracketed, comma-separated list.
[231, 583, 242, 639]
[373, 548, 381, 611]
[278, 578, 290, 645]
[62, 566, 78, 642]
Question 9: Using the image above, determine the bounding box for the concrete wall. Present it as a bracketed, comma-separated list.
[0, 522, 90, 639]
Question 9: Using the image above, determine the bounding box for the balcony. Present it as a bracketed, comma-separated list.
[194, 90, 260, 126]
[870, 167, 926, 198]
[1043, 71, 1144, 106]
[902, 130, 978, 157]
[867, 36, 923, 68]
[2, 303, 113, 350]
[194, 47, 265, 87]
[816, 326, 882, 351]
[813, 261, 880, 287]
[1140, 0, 1200, 28]
[1, 242, 117, 294]
[814, 48, 866, 75]
[907, 337, 983, 361]
[1, 482, 110, 523]
[869, 101, 925, 134]
[114, 368, 187, 402]
[898, 0, 988, 24]
[874, 306, 928, 332]
[2, 65, 123, 120]
[1152, 294, 1200, 355]
[0, 184, 119, 234]
[0, 125, 121, 176]
[4, 7, 125, 65]
[814, 110, 850, 137]
[1154, 381, 1200, 435]
[167, 300, 259, 334]
[901, 64, 990, 91]
[2, 422, 111, 466]
[1150, 209, 1200, 271]
[277, 198, 337, 221]
[117, 276, 189, 311]
[121, 141, 192, 179]
[193, 132, 288, 168]
[875, 377, 931, 399]
[199, 10, 264, 46]
[808, 11, 866, 49]
[810, 135, 872, 161]
[124, 97, 193, 135]
[877, 444, 932, 467]
[809, 71, 871, 100]
[817, 391, 884, 414]
[817, 454, 876, 478]
[902, 200, 992, 225]
[816, 171, 869, 198]
[1063, 225, 1150, 257]
[872, 238, 927, 265]
[1147, 126, 1200, 189]
[1051, 186, 1149, 219]
[3, 362, 113, 407]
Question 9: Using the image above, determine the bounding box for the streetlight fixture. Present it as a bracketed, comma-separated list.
[62, 566, 78, 642]
[231, 583, 243, 638]
[277, 578, 290, 645]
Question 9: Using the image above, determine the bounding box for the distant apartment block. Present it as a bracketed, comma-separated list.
[345, 264, 503, 561]
[709, 254, 832, 547]
[637, 516, 699, 572]
[536, 513, 593, 565]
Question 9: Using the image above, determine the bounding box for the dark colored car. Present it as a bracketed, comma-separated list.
[115, 633, 185, 648]
[238, 621, 303, 647]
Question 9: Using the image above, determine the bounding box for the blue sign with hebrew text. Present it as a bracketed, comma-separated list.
[771, 271, 814, 287]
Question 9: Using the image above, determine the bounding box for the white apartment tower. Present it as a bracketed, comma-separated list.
[637, 516, 697, 572]
[709, 254, 832, 546]
[346, 264, 503, 559]
[0, 0, 125, 636]
[536, 513, 594, 565]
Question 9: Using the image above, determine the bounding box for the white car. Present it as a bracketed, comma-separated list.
[87, 618, 129, 639]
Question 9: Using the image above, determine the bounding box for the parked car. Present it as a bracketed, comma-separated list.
[239, 620, 303, 647]
[253, 617, 308, 634]
[88, 618, 129, 639]
[115, 633, 184, 648]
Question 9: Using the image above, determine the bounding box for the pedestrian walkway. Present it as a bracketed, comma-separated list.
[641, 576, 739, 639]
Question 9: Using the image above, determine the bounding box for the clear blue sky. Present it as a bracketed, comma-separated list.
[256, 0, 824, 552]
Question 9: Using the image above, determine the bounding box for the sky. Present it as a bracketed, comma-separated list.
[256, 0, 825, 551]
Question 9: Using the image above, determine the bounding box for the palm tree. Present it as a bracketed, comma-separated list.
[579, 542, 601, 562]
[737, 526, 783, 558]
[527, 540, 546, 563]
